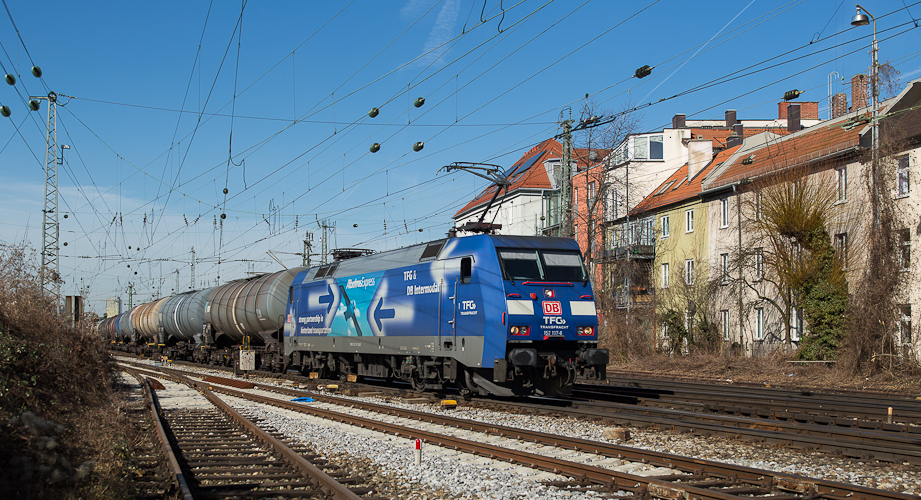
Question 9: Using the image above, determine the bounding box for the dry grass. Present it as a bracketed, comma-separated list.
[0, 242, 151, 498]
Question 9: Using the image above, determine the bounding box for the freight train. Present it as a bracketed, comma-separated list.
[101, 234, 608, 396]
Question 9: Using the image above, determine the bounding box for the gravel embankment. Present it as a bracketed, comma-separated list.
[125, 359, 921, 497]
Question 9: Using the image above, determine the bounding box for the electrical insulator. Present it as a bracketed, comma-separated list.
[4, 74, 14, 85]
[370, 143, 381, 153]
[413, 97, 425, 108]
[368, 107, 380, 118]
[784, 89, 803, 101]
[31, 66, 42, 78]
[634, 65, 652, 79]
[412, 141, 424, 152]
[29, 99, 40, 111]
[0, 105, 9, 118]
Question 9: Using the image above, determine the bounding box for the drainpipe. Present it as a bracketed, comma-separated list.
[732, 183, 743, 348]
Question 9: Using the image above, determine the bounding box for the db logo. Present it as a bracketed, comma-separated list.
[542, 301, 562, 315]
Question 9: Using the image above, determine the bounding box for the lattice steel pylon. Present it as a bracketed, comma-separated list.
[37, 91, 60, 306]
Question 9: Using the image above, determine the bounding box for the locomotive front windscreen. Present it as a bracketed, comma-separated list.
[497, 249, 586, 282]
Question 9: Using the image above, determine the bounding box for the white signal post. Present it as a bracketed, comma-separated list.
[414, 438, 422, 466]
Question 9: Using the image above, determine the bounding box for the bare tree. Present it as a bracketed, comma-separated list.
[570, 99, 641, 287]
[717, 165, 848, 358]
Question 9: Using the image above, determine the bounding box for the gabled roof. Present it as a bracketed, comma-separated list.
[453, 139, 561, 218]
[704, 120, 864, 190]
[632, 145, 741, 215]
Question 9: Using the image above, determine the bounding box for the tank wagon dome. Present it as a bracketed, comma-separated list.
[206, 267, 308, 343]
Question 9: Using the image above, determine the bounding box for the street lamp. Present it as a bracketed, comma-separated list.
[851, 5, 878, 148]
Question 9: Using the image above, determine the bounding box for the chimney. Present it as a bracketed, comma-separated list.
[778, 102, 788, 120]
[725, 109, 737, 128]
[727, 123, 744, 148]
[687, 139, 713, 180]
[787, 103, 801, 133]
[851, 74, 868, 112]
[801, 102, 818, 120]
[831, 93, 848, 119]
[672, 113, 686, 128]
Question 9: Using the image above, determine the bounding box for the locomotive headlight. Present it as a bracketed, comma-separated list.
[577, 326, 595, 336]
[511, 326, 529, 336]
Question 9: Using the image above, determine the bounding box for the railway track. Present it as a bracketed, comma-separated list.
[577, 377, 921, 426]
[118, 354, 921, 465]
[123, 367, 375, 499]
[122, 360, 918, 500]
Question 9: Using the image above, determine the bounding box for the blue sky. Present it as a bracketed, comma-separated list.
[1, 0, 919, 313]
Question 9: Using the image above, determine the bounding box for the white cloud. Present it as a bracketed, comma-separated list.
[419, 0, 460, 66]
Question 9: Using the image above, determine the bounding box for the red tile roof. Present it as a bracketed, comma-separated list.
[706, 120, 864, 190]
[632, 145, 741, 215]
[454, 139, 561, 217]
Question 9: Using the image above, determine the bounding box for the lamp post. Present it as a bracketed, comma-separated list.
[852, 4, 880, 227]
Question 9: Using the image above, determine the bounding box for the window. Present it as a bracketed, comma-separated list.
[609, 189, 619, 220]
[754, 248, 764, 281]
[721, 309, 730, 340]
[721, 253, 729, 284]
[650, 135, 664, 160]
[899, 305, 912, 344]
[754, 191, 762, 220]
[898, 229, 910, 270]
[461, 257, 472, 284]
[588, 181, 596, 203]
[685, 209, 694, 233]
[898, 155, 910, 197]
[836, 166, 847, 202]
[661, 263, 670, 288]
[497, 249, 587, 282]
[573, 188, 579, 217]
[685, 259, 695, 285]
[720, 198, 729, 228]
[661, 215, 670, 238]
[634, 136, 648, 160]
[835, 233, 848, 267]
[755, 307, 765, 340]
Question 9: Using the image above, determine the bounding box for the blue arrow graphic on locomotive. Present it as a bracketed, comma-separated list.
[318, 284, 335, 315]
[374, 299, 396, 332]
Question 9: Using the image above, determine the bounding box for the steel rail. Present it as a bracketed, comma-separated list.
[129, 363, 918, 500]
[123, 368, 194, 500]
[192, 382, 364, 500]
[582, 378, 921, 423]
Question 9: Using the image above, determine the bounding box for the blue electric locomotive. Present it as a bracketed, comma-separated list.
[284, 234, 608, 397]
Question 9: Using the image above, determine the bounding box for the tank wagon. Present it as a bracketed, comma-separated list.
[104, 234, 607, 397]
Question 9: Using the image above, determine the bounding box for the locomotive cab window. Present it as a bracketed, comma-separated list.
[542, 251, 586, 282]
[461, 257, 472, 284]
[498, 250, 543, 281]
[497, 249, 587, 282]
